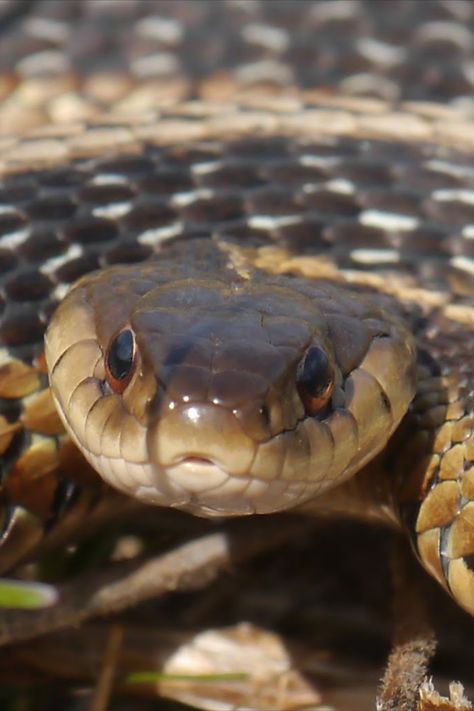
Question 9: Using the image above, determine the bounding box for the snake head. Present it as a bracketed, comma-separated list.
[45, 243, 417, 517]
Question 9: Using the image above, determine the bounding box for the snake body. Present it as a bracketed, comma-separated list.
[0, 1, 473, 625]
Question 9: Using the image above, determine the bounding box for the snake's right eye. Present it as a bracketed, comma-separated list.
[105, 329, 136, 394]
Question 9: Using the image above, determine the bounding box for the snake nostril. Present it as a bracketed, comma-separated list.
[259, 405, 271, 427]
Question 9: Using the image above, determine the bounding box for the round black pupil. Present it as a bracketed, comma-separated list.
[108, 330, 134, 380]
[298, 347, 331, 397]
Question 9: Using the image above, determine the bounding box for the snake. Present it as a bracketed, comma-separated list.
[0, 0, 473, 630]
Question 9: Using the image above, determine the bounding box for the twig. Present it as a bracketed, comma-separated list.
[0, 516, 312, 646]
[376, 539, 437, 711]
[418, 680, 473, 710]
[88, 624, 123, 711]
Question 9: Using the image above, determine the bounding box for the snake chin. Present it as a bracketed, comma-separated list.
[140, 457, 307, 517]
[79, 437, 316, 518]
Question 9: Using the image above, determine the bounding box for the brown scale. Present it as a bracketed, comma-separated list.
[394, 315, 474, 611]
[1, 1, 474, 140]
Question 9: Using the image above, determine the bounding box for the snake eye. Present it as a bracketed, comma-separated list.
[296, 346, 334, 417]
[105, 329, 136, 394]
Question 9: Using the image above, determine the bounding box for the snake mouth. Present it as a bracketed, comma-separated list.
[164, 457, 231, 492]
[180, 456, 215, 466]
[160, 456, 263, 517]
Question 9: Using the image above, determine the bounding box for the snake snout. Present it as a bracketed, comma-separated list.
[150, 402, 258, 477]
[142, 402, 290, 515]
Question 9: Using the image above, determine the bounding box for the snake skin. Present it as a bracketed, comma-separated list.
[2, 0, 474, 136]
[0, 0, 473, 651]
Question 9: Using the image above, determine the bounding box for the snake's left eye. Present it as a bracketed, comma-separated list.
[105, 329, 136, 393]
[296, 346, 334, 416]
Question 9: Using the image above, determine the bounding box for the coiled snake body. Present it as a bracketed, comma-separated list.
[0, 0, 473, 654]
